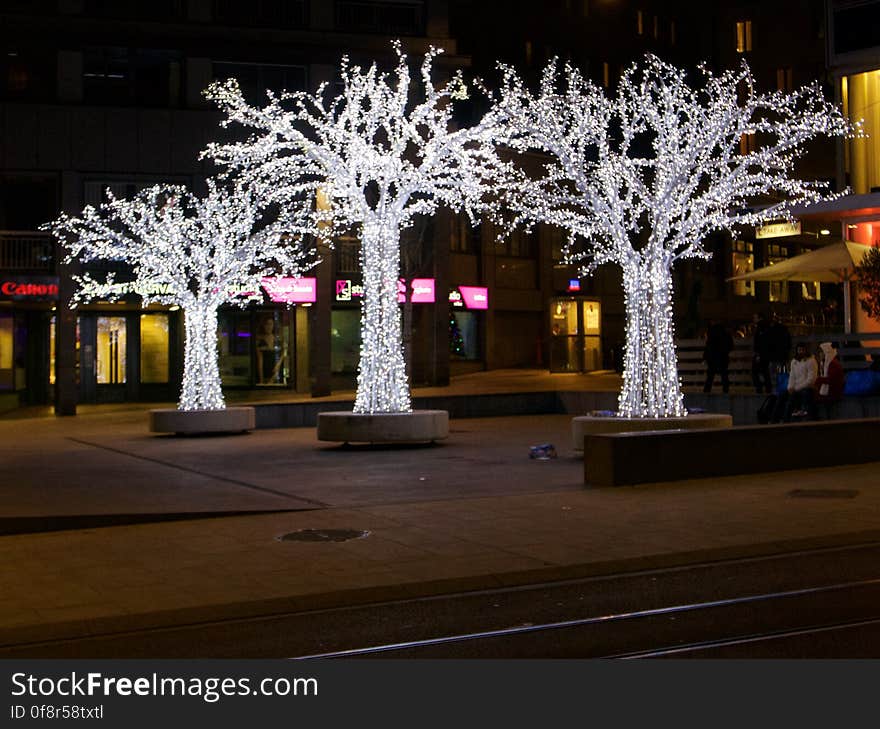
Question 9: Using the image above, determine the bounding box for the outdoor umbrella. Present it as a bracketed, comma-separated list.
[726, 240, 874, 333]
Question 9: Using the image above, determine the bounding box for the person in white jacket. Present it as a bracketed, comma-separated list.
[784, 343, 818, 420]
[770, 343, 818, 422]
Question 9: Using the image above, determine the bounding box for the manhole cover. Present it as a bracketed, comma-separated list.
[788, 489, 859, 499]
[277, 528, 370, 543]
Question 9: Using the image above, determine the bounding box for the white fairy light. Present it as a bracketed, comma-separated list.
[203, 42, 508, 414]
[45, 180, 317, 412]
[493, 54, 855, 418]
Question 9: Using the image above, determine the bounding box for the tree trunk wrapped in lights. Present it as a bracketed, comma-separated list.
[619, 256, 683, 418]
[494, 54, 856, 417]
[45, 181, 317, 412]
[181, 304, 224, 411]
[204, 42, 509, 414]
[356, 220, 409, 413]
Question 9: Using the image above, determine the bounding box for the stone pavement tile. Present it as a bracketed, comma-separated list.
[368, 526, 497, 557]
[334, 536, 438, 563]
[65, 566, 168, 590]
[0, 603, 43, 629]
[503, 542, 609, 566]
[308, 555, 416, 578]
[6, 580, 105, 610]
[35, 604, 137, 625]
[247, 575, 341, 599]
[105, 585, 226, 614]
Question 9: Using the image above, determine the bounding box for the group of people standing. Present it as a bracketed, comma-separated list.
[750, 313, 792, 395]
[701, 312, 846, 422]
[701, 313, 790, 395]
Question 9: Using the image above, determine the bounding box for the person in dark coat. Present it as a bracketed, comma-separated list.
[768, 314, 792, 382]
[751, 312, 772, 394]
[703, 320, 734, 393]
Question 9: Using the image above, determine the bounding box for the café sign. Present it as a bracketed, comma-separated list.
[756, 221, 801, 239]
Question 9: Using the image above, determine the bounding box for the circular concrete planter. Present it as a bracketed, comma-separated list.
[149, 406, 256, 435]
[317, 410, 449, 444]
[572, 412, 733, 451]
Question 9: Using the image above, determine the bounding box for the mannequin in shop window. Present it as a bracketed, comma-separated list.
[255, 315, 286, 385]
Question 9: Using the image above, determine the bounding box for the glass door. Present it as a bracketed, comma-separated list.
[581, 300, 602, 371]
[96, 316, 126, 385]
[549, 298, 603, 372]
[549, 298, 581, 372]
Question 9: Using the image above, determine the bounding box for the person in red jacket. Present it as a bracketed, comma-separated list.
[815, 341, 845, 417]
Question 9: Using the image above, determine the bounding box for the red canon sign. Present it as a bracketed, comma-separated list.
[0, 277, 60, 301]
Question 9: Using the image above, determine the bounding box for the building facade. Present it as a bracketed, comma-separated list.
[1, 0, 860, 414]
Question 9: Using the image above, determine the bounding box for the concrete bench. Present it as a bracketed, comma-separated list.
[583, 418, 880, 487]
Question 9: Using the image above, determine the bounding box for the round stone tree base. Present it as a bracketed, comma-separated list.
[149, 407, 256, 435]
[317, 410, 449, 444]
[572, 412, 733, 451]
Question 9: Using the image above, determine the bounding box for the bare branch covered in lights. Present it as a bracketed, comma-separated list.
[494, 54, 855, 417]
[204, 42, 510, 413]
[44, 180, 318, 411]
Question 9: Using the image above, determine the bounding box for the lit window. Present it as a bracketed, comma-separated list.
[525, 40, 533, 66]
[670, 20, 676, 45]
[96, 316, 126, 384]
[732, 240, 755, 297]
[802, 282, 821, 301]
[653, 15, 659, 39]
[637, 10, 643, 35]
[603, 62, 610, 88]
[140, 314, 169, 384]
[736, 20, 752, 53]
[740, 132, 757, 155]
[767, 244, 789, 303]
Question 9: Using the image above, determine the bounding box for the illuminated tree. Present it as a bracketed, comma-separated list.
[204, 43, 506, 414]
[494, 55, 853, 417]
[45, 181, 316, 411]
[857, 245, 880, 321]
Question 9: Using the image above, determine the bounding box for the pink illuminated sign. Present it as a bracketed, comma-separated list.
[261, 277, 317, 304]
[397, 278, 435, 303]
[409, 278, 435, 303]
[458, 286, 488, 310]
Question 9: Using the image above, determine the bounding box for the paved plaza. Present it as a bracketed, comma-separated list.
[2, 375, 880, 650]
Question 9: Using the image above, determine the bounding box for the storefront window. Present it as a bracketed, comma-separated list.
[802, 282, 822, 301]
[219, 311, 252, 386]
[732, 240, 755, 296]
[550, 299, 580, 372]
[49, 315, 55, 386]
[140, 314, 169, 383]
[96, 316, 126, 384]
[254, 310, 290, 386]
[0, 313, 12, 390]
[450, 311, 480, 360]
[582, 300, 601, 371]
[331, 309, 361, 374]
[767, 243, 789, 303]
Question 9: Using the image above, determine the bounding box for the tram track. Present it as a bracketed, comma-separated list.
[294, 576, 880, 658]
[3, 539, 880, 658]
